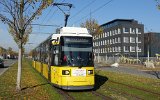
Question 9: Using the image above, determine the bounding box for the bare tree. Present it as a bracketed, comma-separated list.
[0, 0, 53, 91]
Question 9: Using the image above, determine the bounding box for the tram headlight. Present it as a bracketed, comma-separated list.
[88, 70, 93, 75]
[62, 70, 70, 75]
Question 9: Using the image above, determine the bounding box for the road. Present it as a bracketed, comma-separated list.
[95, 63, 160, 79]
[0, 59, 17, 76]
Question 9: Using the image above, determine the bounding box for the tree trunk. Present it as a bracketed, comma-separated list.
[16, 41, 22, 91]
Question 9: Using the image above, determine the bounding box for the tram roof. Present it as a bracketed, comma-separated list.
[60, 27, 89, 34]
[51, 27, 92, 40]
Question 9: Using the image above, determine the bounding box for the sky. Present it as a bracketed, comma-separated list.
[0, 0, 160, 53]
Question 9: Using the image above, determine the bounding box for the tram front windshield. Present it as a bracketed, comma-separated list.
[61, 36, 93, 67]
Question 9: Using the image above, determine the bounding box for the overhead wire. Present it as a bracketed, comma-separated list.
[43, 0, 66, 25]
[72, 0, 114, 25]
[29, 0, 66, 50]
[31, 0, 65, 32]
[41, 7, 53, 24]
[69, 0, 97, 20]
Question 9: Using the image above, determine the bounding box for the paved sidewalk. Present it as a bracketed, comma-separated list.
[95, 63, 160, 79]
[0, 59, 17, 76]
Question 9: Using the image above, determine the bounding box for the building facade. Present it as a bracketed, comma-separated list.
[144, 32, 160, 57]
[93, 19, 144, 61]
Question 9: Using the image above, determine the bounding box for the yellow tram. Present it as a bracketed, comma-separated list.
[32, 27, 94, 90]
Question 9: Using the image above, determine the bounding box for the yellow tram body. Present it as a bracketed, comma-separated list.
[33, 62, 94, 90]
[32, 27, 94, 90]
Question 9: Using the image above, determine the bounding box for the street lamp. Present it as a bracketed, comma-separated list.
[147, 33, 150, 64]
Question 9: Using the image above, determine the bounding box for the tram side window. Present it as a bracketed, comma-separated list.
[44, 44, 49, 64]
[35, 48, 39, 61]
[33, 51, 36, 61]
[52, 46, 60, 66]
[41, 45, 45, 63]
[38, 48, 41, 62]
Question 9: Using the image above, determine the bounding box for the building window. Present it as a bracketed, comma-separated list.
[123, 27, 129, 33]
[110, 47, 112, 52]
[112, 47, 115, 52]
[115, 29, 117, 35]
[136, 46, 141, 52]
[130, 46, 135, 52]
[112, 30, 115, 35]
[107, 32, 109, 37]
[136, 28, 141, 34]
[112, 38, 115, 44]
[115, 47, 117, 52]
[124, 46, 130, 52]
[107, 40, 109, 45]
[123, 37, 129, 43]
[118, 28, 121, 34]
[130, 37, 136, 43]
[130, 28, 135, 34]
[136, 37, 141, 43]
[110, 39, 112, 44]
[118, 46, 121, 52]
[118, 37, 121, 43]
[115, 38, 117, 43]
[110, 31, 112, 36]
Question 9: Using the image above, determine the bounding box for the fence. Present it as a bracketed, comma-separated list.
[94, 55, 160, 67]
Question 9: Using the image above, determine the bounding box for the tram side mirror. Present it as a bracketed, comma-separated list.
[49, 39, 55, 45]
[50, 39, 55, 43]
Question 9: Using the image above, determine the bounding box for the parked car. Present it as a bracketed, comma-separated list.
[0, 58, 4, 67]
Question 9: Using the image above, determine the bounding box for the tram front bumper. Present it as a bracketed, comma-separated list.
[61, 85, 94, 90]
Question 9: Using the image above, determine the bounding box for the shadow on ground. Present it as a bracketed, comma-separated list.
[93, 74, 108, 91]
[144, 71, 160, 79]
[21, 83, 49, 90]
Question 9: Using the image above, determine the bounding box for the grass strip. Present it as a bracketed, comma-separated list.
[95, 70, 160, 100]
[0, 59, 62, 100]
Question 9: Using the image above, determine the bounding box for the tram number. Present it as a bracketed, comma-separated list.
[72, 69, 86, 76]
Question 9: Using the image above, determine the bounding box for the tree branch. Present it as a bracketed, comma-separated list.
[24, 2, 46, 30]
[0, 13, 14, 25]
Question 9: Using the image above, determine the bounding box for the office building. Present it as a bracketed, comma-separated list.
[93, 19, 144, 60]
[144, 32, 160, 57]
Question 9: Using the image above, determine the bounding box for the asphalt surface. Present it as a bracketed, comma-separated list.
[0, 59, 17, 76]
[95, 63, 160, 79]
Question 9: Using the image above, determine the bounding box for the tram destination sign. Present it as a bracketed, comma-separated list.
[72, 69, 86, 76]
[64, 37, 91, 43]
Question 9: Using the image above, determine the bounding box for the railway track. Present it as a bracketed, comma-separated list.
[107, 87, 144, 100]
[91, 91, 113, 100]
[109, 80, 160, 96]
[53, 87, 75, 100]
[53, 87, 113, 100]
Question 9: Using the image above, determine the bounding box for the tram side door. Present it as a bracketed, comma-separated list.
[52, 45, 60, 84]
